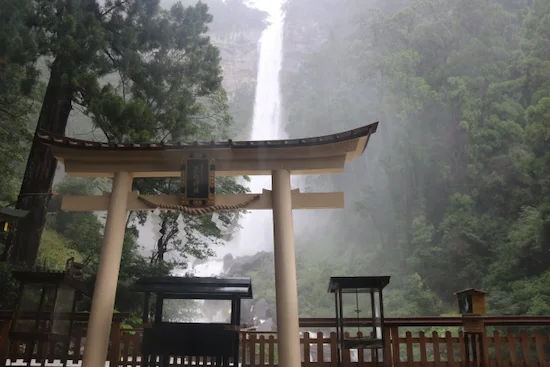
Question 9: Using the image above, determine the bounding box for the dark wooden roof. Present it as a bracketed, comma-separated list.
[132, 276, 253, 299]
[328, 276, 391, 293]
[0, 207, 29, 221]
[454, 288, 486, 295]
[37, 122, 378, 151]
[11, 271, 91, 295]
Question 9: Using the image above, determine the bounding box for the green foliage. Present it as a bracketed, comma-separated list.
[37, 228, 83, 270]
[0, 261, 20, 309]
[228, 84, 256, 140]
[48, 177, 172, 313]
[4, 0, 550, 321]
[0, 8, 41, 204]
[50, 178, 104, 264]
[177, 0, 267, 34]
[0, 0, 252, 267]
[280, 0, 550, 316]
[0, 0, 255, 321]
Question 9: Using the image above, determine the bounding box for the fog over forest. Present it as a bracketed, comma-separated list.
[1, 0, 550, 329]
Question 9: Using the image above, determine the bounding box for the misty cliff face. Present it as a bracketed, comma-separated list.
[213, 30, 261, 96]
[280, 0, 410, 114]
[281, 0, 345, 76]
[222, 252, 276, 329]
[197, 0, 267, 138]
[281, 0, 393, 78]
[210, 27, 263, 140]
[190, 0, 267, 96]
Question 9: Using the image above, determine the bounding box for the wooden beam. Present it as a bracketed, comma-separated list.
[61, 155, 347, 178]
[58, 190, 344, 212]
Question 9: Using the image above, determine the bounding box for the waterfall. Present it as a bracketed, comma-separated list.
[193, 261, 225, 277]
[233, 0, 285, 255]
[190, 3, 286, 332]
[194, 0, 285, 265]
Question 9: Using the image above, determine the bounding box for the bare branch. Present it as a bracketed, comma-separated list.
[100, 0, 129, 18]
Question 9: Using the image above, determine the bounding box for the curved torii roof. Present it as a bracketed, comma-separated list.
[38, 122, 378, 178]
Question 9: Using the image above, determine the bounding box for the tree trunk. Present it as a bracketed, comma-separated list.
[1, 57, 73, 267]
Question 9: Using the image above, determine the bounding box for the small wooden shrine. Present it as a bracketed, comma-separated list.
[455, 288, 488, 367]
[328, 276, 390, 366]
[133, 276, 253, 367]
[455, 288, 486, 316]
[0, 207, 29, 233]
[4, 258, 89, 366]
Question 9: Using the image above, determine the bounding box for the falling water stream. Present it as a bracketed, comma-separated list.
[186, 1, 376, 361]
[229, 0, 286, 255]
[194, 0, 286, 275]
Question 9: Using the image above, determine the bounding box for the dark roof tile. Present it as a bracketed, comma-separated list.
[38, 122, 378, 151]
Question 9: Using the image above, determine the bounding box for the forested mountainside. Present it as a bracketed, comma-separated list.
[177, 0, 267, 139]
[0, 0, 264, 314]
[1, 0, 550, 323]
[271, 0, 550, 317]
[64, 0, 265, 141]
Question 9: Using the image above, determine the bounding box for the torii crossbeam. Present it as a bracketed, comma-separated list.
[38, 122, 378, 367]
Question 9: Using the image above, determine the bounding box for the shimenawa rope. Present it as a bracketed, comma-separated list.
[137, 195, 260, 216]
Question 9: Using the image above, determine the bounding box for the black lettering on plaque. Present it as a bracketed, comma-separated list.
[186, 159, 210, 199]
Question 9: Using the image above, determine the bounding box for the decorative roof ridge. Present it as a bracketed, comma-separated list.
[454, 288, 486, 295]
[37, 122, 379, 151]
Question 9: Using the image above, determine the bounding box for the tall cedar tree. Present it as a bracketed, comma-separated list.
[1, 0, 224, 266]
[0, 0, 40, 203]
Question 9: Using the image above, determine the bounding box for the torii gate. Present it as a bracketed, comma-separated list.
[38, 121, 378, 367]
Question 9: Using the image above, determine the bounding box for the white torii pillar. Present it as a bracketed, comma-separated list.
[79, 171, 312, 367]
[272, 169, 301, 367]
[81, 172, 132, 367]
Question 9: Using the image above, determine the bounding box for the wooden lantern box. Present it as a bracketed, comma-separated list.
[328, 276, 391, 367]
[0, 207, 29, 233]
[455, 288, 486, 316]
[455, 288, 486, 334]
[133, 276, 253, 367]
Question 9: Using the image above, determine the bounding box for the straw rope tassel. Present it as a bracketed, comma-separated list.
[137, 195, 261, 215]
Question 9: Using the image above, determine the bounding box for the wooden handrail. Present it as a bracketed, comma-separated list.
[298, 316, 550, 328]
[1, 312, 549, 328]
[0, 311, 129, 322]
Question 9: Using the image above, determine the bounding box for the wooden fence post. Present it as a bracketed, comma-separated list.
[0, 320, 11, 367]
[329, 332, 337, 367]
[480, 329, 489, 367]
[109, 321, 122, 367]
[383, 327, 392, 364]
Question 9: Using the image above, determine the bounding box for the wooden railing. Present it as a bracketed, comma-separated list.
[0, 311, 128, 367]
[239, 330, 550, 367]
[2, 314, 550, 366]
